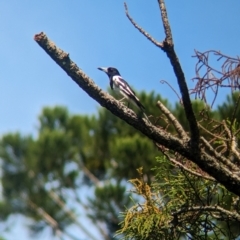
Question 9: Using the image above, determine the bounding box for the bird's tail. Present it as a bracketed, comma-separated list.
[132, 95, 145, 111]
[143, 112, 151, 124]
[135, 100, 151, 124]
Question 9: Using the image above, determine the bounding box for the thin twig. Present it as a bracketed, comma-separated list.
[157, 100, 188, 140]
[200, 137, 238, 171]
[160, 79, 182, 102]
[223, 120, 232, 139]
[124, 3, 163, 48]
[173, 205, 240, 222]
[223, 120, 240, 162]
[192, 50, 240, 106]
[198, 123, 228, 142]
[167, 154, 215, 182]
[231, 135, 240, 161]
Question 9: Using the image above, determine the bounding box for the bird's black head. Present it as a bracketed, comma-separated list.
[98, 67, 121, 78]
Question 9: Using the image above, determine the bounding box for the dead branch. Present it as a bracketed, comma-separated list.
[200, 136, 238, 171]
[124, 3, 163, 48]
[157, 100, 188, 140]
[192, 50, 240, 106]
[173, 205, 240, 222]
[124, 1, 200, 151]
[34, 32, 240, 196]
[160, 79, 182, 102]
[163, 152, 215, 181]
[222, 120, 240, 162]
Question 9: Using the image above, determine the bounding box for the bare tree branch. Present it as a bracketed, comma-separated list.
[164, 152, 216, 181]
[157, 0, 172, 43]
[124, 3, 163, 48]
[124, 1, 199, 150]
[231, 135, 240, 161]
[34, 32, 240, 196]
[156, 100, 188, 140]
[222, 120, 240, 162]
[173, 205, 240, 222]
[157, 0, 200, 150]
[199, 123, 228, 142]
[200, 136, 238, 171]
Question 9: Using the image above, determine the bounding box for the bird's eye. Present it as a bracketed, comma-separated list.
[108, 68, 113, 72]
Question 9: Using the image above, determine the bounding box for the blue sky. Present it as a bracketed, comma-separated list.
[1, 1, 240, 239]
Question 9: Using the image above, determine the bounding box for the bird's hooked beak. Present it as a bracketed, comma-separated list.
[98, 67, 108, 74]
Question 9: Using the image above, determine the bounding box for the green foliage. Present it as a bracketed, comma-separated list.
[218, 92, 240, 120]
[0, 91, 165, 238]
[118, 157, 240, 240]
[1, 92, 240, 239]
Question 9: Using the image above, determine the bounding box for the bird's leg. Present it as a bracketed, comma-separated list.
[118, 96, 126, 102]
[118, 97, 130, 108]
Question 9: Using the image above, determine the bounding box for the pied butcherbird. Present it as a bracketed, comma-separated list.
[98, 67, 145, 112]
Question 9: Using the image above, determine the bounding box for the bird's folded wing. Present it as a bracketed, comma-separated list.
[113, 76, 136, 96]
[113, 76, 145, 110]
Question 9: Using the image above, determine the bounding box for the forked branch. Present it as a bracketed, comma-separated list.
[124, 3, 163, 48]
[125, 0, 199, 152]
[34, 32, 240, 197]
